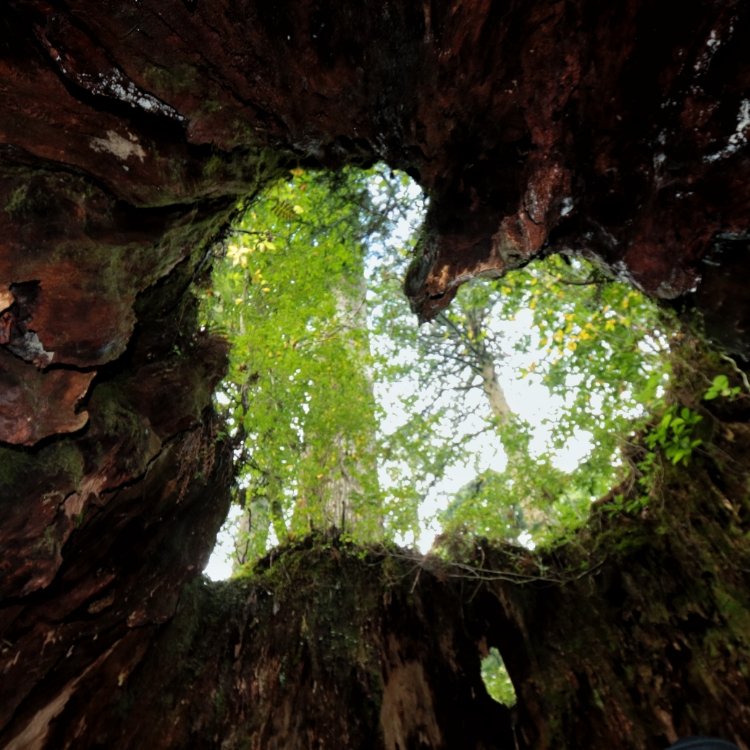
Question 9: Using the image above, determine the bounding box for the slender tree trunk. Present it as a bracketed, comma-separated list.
[480, 359, 514, 427]
[324, 260, 382, 535]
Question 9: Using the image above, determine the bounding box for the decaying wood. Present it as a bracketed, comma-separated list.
[1, 1, 749, 747]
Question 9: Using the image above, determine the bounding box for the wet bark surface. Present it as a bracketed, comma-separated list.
[1, 1, 750, 748]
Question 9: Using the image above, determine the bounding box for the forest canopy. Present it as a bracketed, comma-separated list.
[200, 166, 692, 573]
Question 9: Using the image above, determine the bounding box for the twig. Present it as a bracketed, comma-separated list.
[720, 353, 750, 393]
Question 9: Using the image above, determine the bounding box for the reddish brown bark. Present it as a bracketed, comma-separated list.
[1, 1, 750, 748]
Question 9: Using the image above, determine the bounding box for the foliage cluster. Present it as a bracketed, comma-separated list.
[643, 406, 703, 467]
[370, 242, 672, 546]
[203, 165, 684, 567]
[204, 168, 415, 561]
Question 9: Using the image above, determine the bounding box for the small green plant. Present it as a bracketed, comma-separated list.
[644, 405, 702, 466]
[604, 492, 650, 517]
[703, 374, 741, 401]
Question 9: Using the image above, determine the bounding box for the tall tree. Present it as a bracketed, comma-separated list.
[208, 169, 385, 560]
[373, 244, 673, 544]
